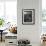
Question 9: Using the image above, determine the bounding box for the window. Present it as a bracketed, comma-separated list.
[5, 1, 17, 25]
[0, 1, 4, 17]
[42, 0, 46, 26]
[0, 0, 17, 27]
[42, 0, 46, 33]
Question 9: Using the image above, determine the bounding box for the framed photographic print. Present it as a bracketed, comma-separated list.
[22, 9, 35, 25]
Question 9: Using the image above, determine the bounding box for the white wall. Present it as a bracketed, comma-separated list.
[17, 0, 42, 46]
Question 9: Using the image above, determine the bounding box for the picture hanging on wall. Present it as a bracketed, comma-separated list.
[22, 9, 35, 25]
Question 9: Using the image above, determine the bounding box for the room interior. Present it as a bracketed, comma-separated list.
[0, 0, 46, 46]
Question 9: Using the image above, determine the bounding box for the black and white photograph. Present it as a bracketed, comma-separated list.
[22, 9, 35, 25]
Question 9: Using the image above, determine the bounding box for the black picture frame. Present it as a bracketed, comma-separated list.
[22, 9, 35, 25]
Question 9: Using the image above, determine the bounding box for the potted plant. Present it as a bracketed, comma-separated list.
[0, 18, 5, 27]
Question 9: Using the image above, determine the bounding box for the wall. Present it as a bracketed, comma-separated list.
[17, 0, 42, 46]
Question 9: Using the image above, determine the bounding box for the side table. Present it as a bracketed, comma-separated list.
[0, 30, 3, 42]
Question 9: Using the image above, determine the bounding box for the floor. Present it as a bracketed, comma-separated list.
[0, 41, 45, 46]
[0, 41, 5, 46]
